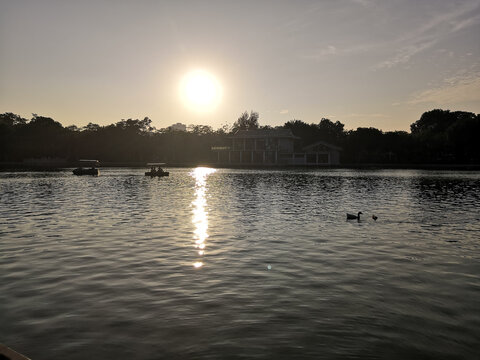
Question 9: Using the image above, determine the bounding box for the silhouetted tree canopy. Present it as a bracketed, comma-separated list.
[0, 109, 478, 166]
[283, 118, 345, 150]
[318, 118, 345, 143]
[0, 112, 27, 127]
[232, 111, 259, 132]
[409, 109, 480, 163]
[284, 119, 317, 147]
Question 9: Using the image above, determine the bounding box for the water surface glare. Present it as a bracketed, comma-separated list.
[1, 168, 479, 359]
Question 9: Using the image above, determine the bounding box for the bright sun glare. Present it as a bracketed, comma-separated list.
[180, 70, 222, 112]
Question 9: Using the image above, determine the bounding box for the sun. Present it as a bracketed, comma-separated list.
[180, 70, 222, 112]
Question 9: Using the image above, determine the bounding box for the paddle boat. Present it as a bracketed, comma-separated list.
[73, 159, 100, 176]
[145, 163, 169, 177]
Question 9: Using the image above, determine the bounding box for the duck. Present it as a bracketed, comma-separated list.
[372, 215, 378, 221]
[346, 211, 362, 220]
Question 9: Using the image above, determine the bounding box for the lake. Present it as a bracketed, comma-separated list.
[1, 168, 479, 359]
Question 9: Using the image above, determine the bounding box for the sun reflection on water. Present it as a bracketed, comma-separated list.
[191, 167, 216, 268]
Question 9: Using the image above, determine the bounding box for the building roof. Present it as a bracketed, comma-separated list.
[302, 140, 342, 151]
[231, 128, 300, 139]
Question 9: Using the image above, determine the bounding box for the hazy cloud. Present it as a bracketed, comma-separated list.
[302, 43, 377, 61]
[301, 45, 338, 61]
[375, 1, 480, 69]
[1, 1, 479, 131]
[409, 71, 480, 105]
[349, 0, 376, 7]
[375, 40, 438, 69]
[344, 113, 390, 119]
[451, 13, 480, 32]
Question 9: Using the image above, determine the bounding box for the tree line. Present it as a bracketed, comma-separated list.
[0, 109, 479, 165]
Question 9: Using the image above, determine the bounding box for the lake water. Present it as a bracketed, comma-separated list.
[1, 168, 479, 359]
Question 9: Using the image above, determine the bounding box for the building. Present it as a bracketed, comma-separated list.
[212, 129, 341, 166]
[169, 123, 187, 131]
[301, 140, 342, 165]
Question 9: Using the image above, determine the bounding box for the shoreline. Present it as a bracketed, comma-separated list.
[1, 162, 480, 171]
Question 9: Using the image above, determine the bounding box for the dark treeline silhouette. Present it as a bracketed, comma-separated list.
[1, 109, 479, 165]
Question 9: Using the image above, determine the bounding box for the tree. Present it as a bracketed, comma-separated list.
[410, 109, 479, 163]
[410, 109, 455, 134]
[343, 127, 384, 163]
[283, 119, 318, 148]
[188, 124, 214, 135]
[317, 118, 345, 143]
[27, 114, 63, 130]
[0, 113, 28, 160]
[215, 123, 231, 135]
[66, 125, 79, 132]
[82, 123, 102, 132]
[0, 112, 27, 127]
[231, 111, 259, 132]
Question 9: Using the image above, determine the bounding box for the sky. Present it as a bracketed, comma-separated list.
[1, 0, 479, 132]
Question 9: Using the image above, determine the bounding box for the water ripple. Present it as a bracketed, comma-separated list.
[1, 168, 479, 359]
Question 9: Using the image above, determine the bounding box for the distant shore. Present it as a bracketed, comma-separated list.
[1, 161, 480, 171]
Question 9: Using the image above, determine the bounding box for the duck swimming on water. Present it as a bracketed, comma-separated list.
[372, 215, 378, 221]
[346, 211, 362, 220]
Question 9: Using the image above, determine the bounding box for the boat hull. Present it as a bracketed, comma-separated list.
[145, 171, 169, 177]
[73, 168, 99, 176]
